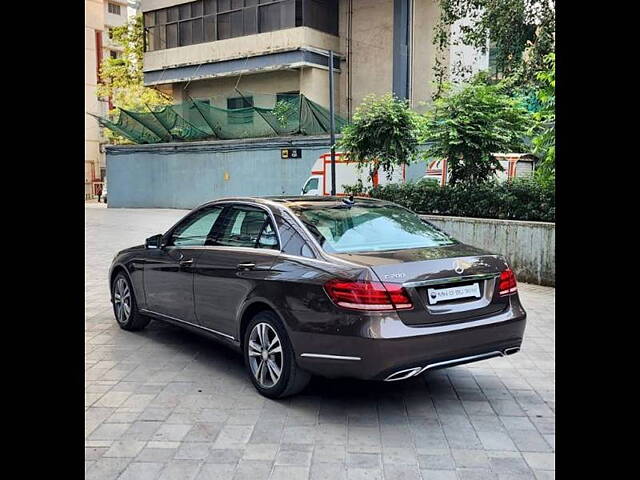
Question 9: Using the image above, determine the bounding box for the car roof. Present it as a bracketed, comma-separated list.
[203, 196, 393, 209]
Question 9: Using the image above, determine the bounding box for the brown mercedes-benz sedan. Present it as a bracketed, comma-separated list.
[109, 196, 526, 398]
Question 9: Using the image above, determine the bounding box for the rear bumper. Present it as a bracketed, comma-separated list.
[290, 298, 526, 381]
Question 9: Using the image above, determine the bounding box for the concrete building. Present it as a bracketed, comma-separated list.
[140, 0, 491, 119]
[104, 1, 495, 208]
[449, 15, 491, 83]
[85, 0, 138, 199]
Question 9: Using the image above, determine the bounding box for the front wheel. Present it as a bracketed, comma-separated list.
[112, 273, 150, 331]
[243, 311, 310, 398]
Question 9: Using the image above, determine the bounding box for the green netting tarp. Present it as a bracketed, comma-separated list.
[92, 94, 348, 145]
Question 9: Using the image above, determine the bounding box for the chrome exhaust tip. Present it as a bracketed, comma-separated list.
[503, 347, 520, 356]
[384, 367, 422, 382]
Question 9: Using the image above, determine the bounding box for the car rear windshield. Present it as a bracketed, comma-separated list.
[290, 203, 456, 253]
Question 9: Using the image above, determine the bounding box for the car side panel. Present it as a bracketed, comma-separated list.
[234, 255, 371, 340]
[193, 248, 280, 337]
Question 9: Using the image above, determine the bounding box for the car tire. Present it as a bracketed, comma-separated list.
[243, 311, 311, 399]
[112, 272, 150, 331]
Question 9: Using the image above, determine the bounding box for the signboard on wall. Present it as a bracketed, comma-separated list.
[281, 149, 302, 159]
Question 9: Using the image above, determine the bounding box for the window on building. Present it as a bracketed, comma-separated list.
[227, 96, 254, 125]
[108, 3, 122, 15]
[276, 91, 300, 103]
[143, 0, 338, 51]
[302, 0, 338, 36]
[227, 96, 253, 110]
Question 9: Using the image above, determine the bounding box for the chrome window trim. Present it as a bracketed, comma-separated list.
[164, 245, 281, 255]
[403, 273, 499, 288]
[300, 353, 361, 361]
[277, 252, 337, 266]
[140, 309, 236, 341]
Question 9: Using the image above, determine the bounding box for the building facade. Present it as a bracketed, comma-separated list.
[85, 0, 139, 199]
[140, 0, 489, 120]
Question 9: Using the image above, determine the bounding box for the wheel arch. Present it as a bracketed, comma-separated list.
[237, 298, 287, 351]
[109, 263, 140, 299]
[109, 264, 129, 292]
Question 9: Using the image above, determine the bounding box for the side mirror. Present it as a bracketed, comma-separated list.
[145, 234, 164, 249]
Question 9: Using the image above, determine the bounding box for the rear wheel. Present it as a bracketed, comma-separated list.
[112, 272, 150, 331]
[243, 311, 310, 398]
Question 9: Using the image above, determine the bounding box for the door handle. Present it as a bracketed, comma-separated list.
[179, 258, 194, 267]
[237, 262, 256, 271]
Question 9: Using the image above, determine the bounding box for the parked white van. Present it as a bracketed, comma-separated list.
[301, 152, 406, 196]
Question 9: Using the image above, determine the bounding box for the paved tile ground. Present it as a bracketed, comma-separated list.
[85, 204, 555, 480]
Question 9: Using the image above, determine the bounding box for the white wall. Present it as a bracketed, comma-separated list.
[448, 16, 490, 82]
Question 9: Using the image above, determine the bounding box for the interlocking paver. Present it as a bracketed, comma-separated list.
[243, 443, 280, 461]
[521, 452, 554, 471]
[233, 459, 273, 480]
[103, 439, 146, 458]
[347, 467, 384, 480]
[118, 462, 165, 480]
[310, 462, 347, 480]
[158, 459, 202, 480]
[175, 442, 213, 460]
[420, 470, 457, 480]
[195, 463, 236, 480]
[85, 206, 555, 480]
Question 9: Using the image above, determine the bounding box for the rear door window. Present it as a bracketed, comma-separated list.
[216, 206, 279, 250]
[275, 216, 315, 258]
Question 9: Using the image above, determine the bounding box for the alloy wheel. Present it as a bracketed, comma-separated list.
[248, 322, 283, 388]
[114, 277, 131, 324]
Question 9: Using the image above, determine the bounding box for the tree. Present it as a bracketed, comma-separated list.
[420, 81, 532, 185]
[337, 94, 420, 179]
[433, 0, 555, 94]
[97, 14, 172, 142]
[530, 52, 555, 186]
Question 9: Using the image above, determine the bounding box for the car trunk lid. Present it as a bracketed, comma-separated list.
[329, 243, 511, 325]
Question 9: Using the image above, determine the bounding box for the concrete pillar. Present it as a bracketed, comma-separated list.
[299, 66, 341, 113]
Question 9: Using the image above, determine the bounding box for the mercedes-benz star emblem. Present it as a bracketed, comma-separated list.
[453, 259, 471, 274]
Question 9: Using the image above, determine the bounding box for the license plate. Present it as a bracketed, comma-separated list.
[427, 283, 481, 305]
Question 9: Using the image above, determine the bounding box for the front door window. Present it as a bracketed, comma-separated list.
[169, 206, 224, 246]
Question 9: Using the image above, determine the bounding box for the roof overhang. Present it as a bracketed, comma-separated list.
[144, 48, 342, 86]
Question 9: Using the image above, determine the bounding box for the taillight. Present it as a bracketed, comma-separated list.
[324, 279, 413, 311]
[498, 268, 517, 296]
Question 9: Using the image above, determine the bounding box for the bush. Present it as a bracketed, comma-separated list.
[356, 177, 554, 222]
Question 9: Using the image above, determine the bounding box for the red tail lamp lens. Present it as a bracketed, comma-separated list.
[324, 279, 413, 311]
[499, 268, 518, 296]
